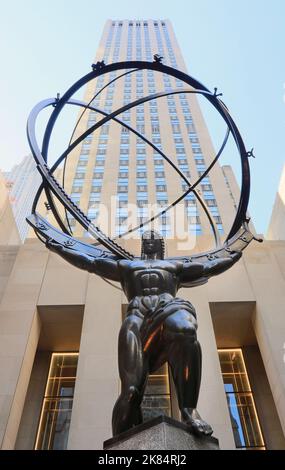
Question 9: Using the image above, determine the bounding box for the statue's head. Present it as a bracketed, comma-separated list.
[141, 230, 165, 260]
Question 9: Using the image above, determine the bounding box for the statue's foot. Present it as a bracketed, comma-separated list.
[181, 408, 213, 436]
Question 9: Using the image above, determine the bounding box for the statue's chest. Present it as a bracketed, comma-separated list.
[134, 269, 164, 287]
[123, 261, 177, 286]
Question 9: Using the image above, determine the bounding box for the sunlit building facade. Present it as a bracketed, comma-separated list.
[267, 165, 285, 240]
[0, 20, 285, 450]
[63, 19, 236, 243]
[3, 154, 41, 241]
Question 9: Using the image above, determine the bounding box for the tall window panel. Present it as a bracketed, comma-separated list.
[35, 353, 79, 450]
[141, 363, 172, 421]
[218, 349, 265, 450]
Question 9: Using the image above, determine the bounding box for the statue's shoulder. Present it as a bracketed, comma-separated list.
[162, 259, 184, 270]
[118, 259, 144, 270]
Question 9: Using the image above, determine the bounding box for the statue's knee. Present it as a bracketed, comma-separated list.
[179, 322, 197, 340]
[128, 385, 140, 402]
[119, 385, 140, 404]
[165, 319, 197, 341]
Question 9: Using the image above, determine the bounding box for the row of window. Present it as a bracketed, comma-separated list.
[76, 36, 223, 233]
[34, 348, 266, 450]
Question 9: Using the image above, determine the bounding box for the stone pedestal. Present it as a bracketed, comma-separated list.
[104, 416, 219, 450]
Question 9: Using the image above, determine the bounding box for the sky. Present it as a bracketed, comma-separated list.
[0, 0, 284, 234]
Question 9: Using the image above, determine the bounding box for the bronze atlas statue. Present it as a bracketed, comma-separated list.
[26, 58, 261, 438]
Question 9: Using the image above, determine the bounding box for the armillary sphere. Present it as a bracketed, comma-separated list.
[26, 58, 261, 273]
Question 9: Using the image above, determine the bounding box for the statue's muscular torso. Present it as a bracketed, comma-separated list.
[118, 259, 183, 301]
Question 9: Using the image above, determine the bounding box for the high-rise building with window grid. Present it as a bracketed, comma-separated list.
[3, 155, 41, 241]
[0, 20, 285, 451]
[63, 19, 236, 243]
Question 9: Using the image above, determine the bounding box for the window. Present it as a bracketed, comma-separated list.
[186, 206, 198, 216]
[203, 192, 215, 199]
[88, 200, 100, 209]
[117, 185, 128, 193]
[189, 223, 202, 234]
[187, 214, 200, 224]
[80, 149, 89, 155]
[71, 186, 82, 193]
[35, 353, 78, 450]
[118, 199, 128, 208]
[156, 200, 167, 208]
[201, 184, 213, 191]
[93, 169, 104, 178]
[142, 364, 172, 421]
[78, 154, 88, 162]
[172, 124, 181, 133]
[209, 206, 219, 216]
[119, 171, 129, 178]
[100, 125, 109, 135]
[90, 186, 101, 193]
[205, 199, 217, 207]
[182, 170, 191, 178]
[186, 123, 195, 133]
[74, 172, 85, 180]
[137, 199, 148, 207]
[137, 185, 148, 192]
[177, 158, 187, 165]
[120, 162, 129, 169]
[89, 193, 100, 203]
[87, 208, 98, 220]
[218, 349, 265, 450]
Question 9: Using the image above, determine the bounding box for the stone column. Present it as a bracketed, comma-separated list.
[67, 274, 122, 449]
[15, 351, 51, 450]
[244, 241, 285, 435]
[0, 239, 48, 449]
[181, 286, 236, 450]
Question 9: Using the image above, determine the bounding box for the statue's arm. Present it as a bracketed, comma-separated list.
[203, 251, 242, 278]
[179, 251, 242, 285]
[179, 260, 207, 284]
[46, 240, 120, 282]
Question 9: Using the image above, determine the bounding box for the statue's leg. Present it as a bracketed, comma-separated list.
[163, 309, 213, 436]
[112, 314, 148, 436]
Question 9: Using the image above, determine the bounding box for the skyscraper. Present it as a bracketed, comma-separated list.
[0, 20, 285, 451]
[63, 19, 235, 247]
[4, 154, 41, 241]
